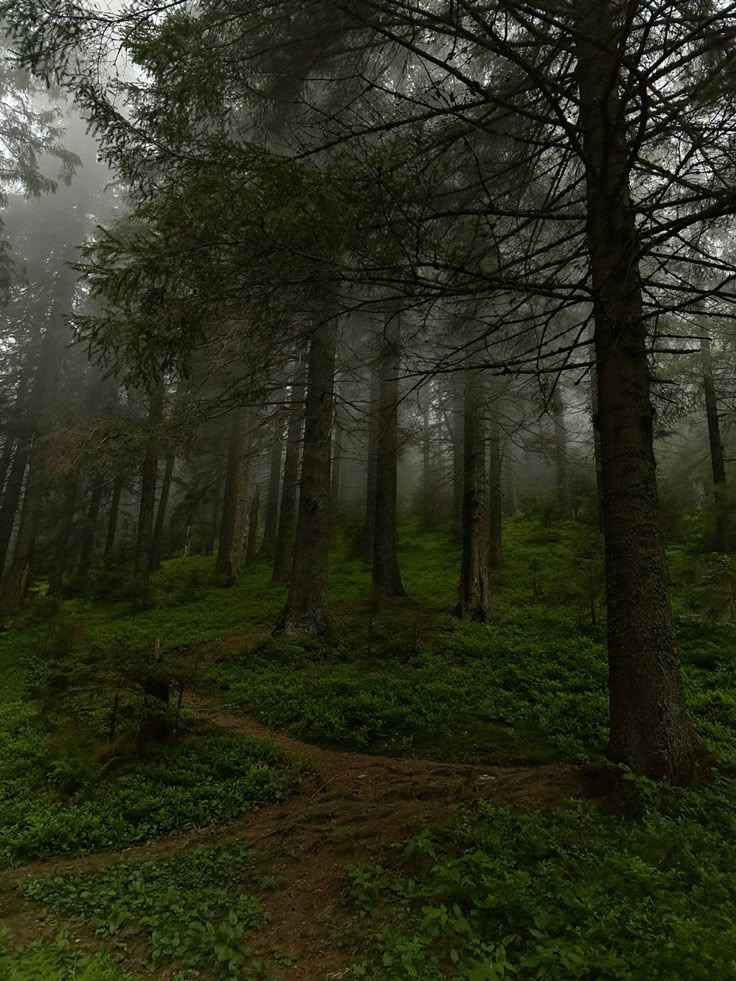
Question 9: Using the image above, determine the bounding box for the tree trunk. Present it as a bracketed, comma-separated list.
[76, 479, 104, 589]
[0, 372, 29, 507]
[281, 318, 337, 634]
[552, 390, 572, 518]
[590, 366, 605, 532]
[420, 386, 435, 530]
[151, 454, 175, 572]
[458, 366, 489, 620]
[246, 488, 260, 566]
[372, 305, 405, 597]
[105, 474, 123, 556]
[488, 395, 503, 570]
[260, 397, 284, 556]
[131, 388, 163, 610]
[452, 376, 464, 544]
[576, 0, 702, 783]
[362, 365, 381, 562]
[0, 440, 30, 573]
[700, 325, 729, 551]
[47, 474, 79, 597]
[272, 364, 306, 583]
[216, 407, 249, 585]
[330, 395, 344, 544]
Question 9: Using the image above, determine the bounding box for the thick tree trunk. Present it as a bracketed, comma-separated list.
[260, 397, 284, 556]
[488, 396, 503, 571]
[372, 305, 405, 597]
[48, 474, 79, 597]
[458, 366, 489, 620]
[105, 474, 123, 556]
[700, 326, 729, 551]
[246, 488, 260, 566]
[576, 0, 702, 783]
[281, 319, 337, 634]
[216, 408, 249, 585]
[272, 365, 306, 583]
[75, 479, 104, 589]
[362, 366, 381, 562]
[151, 454, 175, 572]
[131, 388, 163, 610]
[551, 391, 572, 518]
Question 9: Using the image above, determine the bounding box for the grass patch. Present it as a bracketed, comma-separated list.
[0, 929, 135, 980]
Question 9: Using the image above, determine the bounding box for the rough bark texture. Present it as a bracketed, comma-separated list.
[458, 366, 489, 621]
[372, 306, 405, 597]
[131, 388, 163, 610]
[260, 397, 284, 556]
[105, 474, 123, 556]
[151, 454, 175, 572]
[246, 488, 260, 566]
[362, 366, 381, 562]
[215, 408, 249, 585]
[281, 319, 337, 634]
[576, 0, 702, 783]
[488, 397, 504, 571]
[700, 326, 729, 551]
[551, 391, 571, 518]
[272, 365, 306, 583]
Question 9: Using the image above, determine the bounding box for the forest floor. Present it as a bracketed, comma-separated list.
[2, 517, 736, 978]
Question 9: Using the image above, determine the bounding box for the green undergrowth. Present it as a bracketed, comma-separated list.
[0, 706, 299, 862]
[347, 778, 736, 979]
[0, 929, 135, 981]
[19, 844, 276, 979]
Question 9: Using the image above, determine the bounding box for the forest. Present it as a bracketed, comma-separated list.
[0, 0, 735, 977]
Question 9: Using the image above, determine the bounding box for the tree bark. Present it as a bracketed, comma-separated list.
[0, 440, 30, 573]
[260, 397, 284, 556]
[590, 366, 605, 532]
[281, 318, 337, 634]
[372, 305, 405, 597]
[451, 377, 465, 544]
[419, 385, 435, 530]
[700, 325, 729, 551]
[246, 488, 260, 566]
[215, 407, 249, 585]
[131, 387, 163, 610]
[488, 395, 503, 571]
[362, 365, 381, 562]
[272, 364, 306, 583]
[458, 366, 489, 620]
[105, 474, 123, 556]
[330, 395, 344, 544]
[151, 454, 175, 572]
[576, 0, 702, 783]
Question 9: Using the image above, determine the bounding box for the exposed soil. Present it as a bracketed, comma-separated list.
[0, 687, 586, 980]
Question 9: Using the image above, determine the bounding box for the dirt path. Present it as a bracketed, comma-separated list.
[1, 690, 585, 980]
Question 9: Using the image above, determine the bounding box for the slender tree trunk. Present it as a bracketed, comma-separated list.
[551, 391, 572, 518]
[216, 408, 249, 585]
[131, 388, 163, 610]
[372, 305, 405, 597]
[75, 479, 104, 589]
[330, 396, 344, 544]
[452, 377, 464, 544]
[0, 373, 28, 508]
[48, 474, 79, 597]
[590, 367, 605, 532]
[458, 366, 489, 620]
[700, 326, 729, 551]
[488, 396, 503, 570]
[281, 318, 337, 634]
[105, 474, 123, 556]
[576, 0, 702, 782]
[151, 454, 175, 572]
[363, 366, 381, 562]
[246, 488, 260, 566]
[272, 365, 306, 583]
[260, 397, 284, 556]
[420, 386, 435, 530]
[0, 440, 30, 573]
